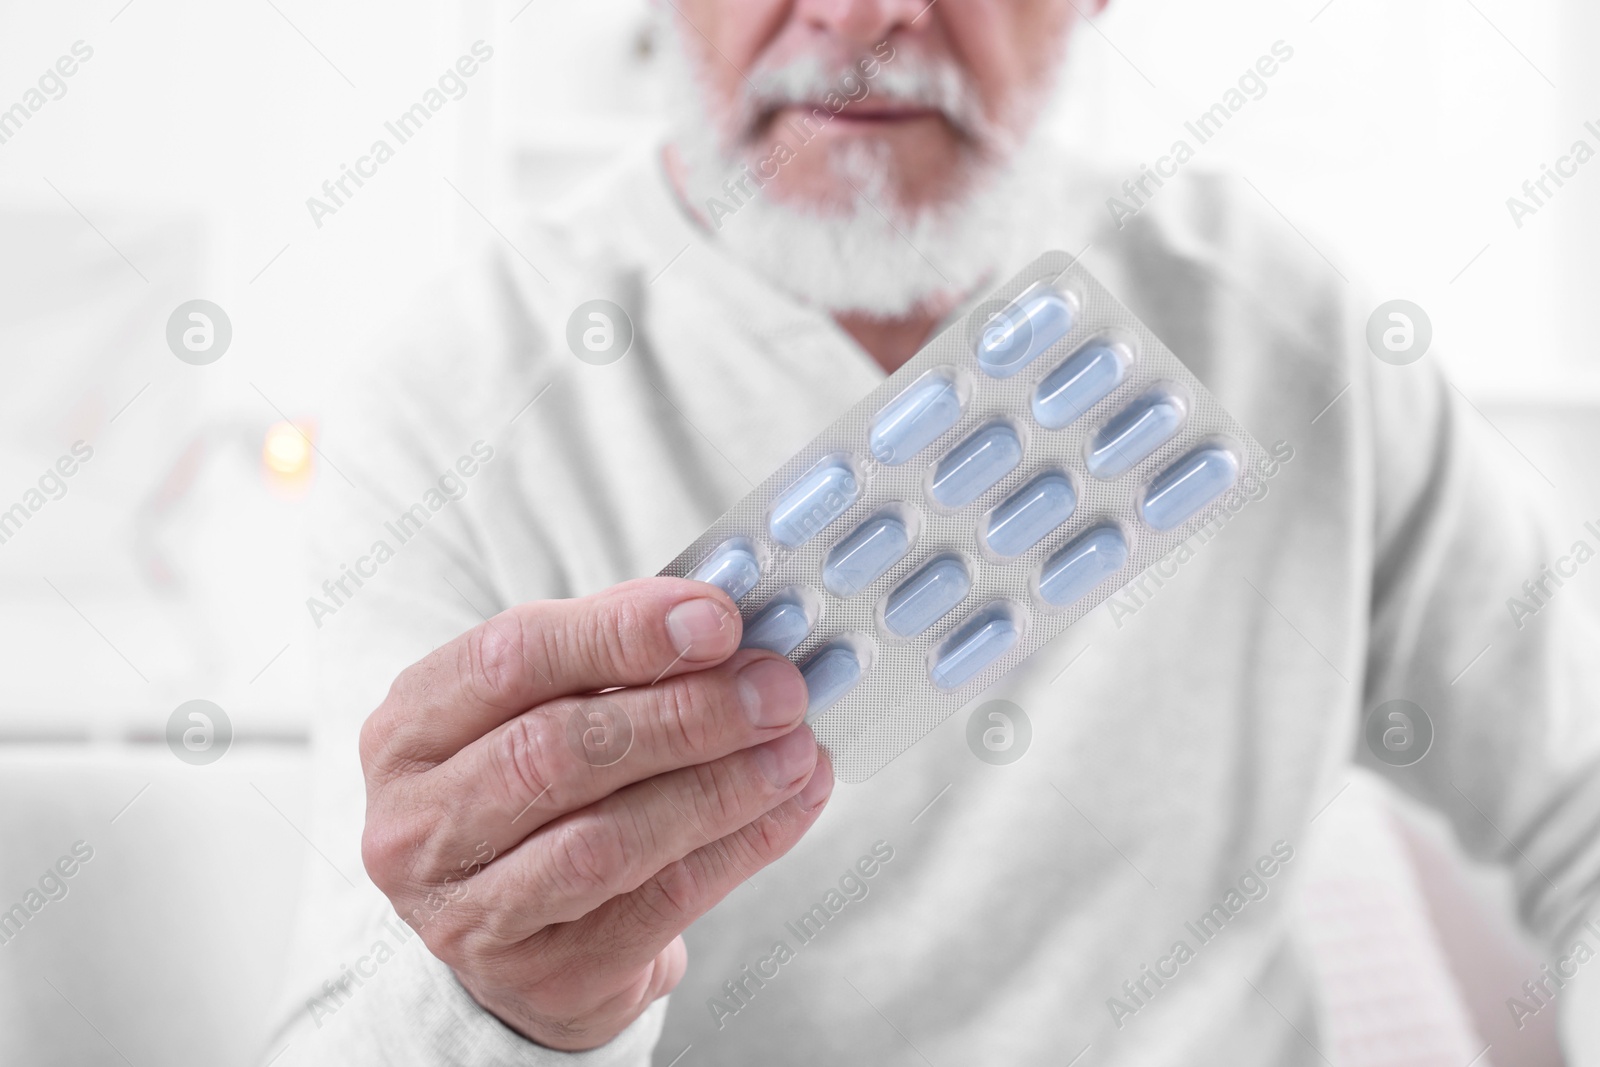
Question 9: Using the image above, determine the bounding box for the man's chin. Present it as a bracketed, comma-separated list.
[686, 148, 1046, 321]
[702, 193, 997, 320]
[759, 106, 963, 163]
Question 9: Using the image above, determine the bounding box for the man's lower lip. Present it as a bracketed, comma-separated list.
[772, 105, 939, 126]
[832, 112, 932, 123]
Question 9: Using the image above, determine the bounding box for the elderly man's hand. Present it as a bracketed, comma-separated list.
[357, 578, 833, 1050]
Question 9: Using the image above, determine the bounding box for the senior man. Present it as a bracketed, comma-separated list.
[268, 1, 1600, 1064]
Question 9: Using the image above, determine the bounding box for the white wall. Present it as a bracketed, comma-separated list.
[1055, 0, 1584, 401]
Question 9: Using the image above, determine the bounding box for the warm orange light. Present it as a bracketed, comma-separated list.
[263, 421, 314, 477]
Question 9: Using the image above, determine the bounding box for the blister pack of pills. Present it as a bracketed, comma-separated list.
[659, 251, 1269, 782]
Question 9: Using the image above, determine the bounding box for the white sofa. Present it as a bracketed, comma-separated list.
[0, 746, 309, 1067]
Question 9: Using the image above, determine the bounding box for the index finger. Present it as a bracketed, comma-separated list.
[365, 577, 743, 768]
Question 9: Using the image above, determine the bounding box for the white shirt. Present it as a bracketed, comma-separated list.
[266, 147, 1600, 1066]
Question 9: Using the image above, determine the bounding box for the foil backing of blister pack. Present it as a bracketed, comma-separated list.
[659, 251, 1270, 783]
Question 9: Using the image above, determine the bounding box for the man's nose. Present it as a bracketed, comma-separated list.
[794, 0, 929, 47]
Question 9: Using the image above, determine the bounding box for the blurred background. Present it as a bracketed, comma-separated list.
[0, 0, 1595, 1063]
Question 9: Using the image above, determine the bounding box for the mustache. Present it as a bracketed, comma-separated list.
[730, 51, 990, 143]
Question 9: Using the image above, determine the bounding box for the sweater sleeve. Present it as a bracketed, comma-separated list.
[258, 260, 667, 1067]
[1354, 312, 1600, 1052]
[269, 937, 668, 1067]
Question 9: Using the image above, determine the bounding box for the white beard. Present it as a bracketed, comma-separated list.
[660, 22, 1069, 320]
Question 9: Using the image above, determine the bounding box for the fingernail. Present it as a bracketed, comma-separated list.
[666, 598, 736, 661]
[738, 657, 806, 729]
[753, 728, 816, 788]
[797, 760, 834, 811]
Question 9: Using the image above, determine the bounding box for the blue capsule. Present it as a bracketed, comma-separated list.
[802, 643, 864, 720]
[1032, 342, 1132, 430]
[1085, 387, 1187, 480]
[1140, 446, 1240, 532]
[930, 608, 1020, 690]
[883, 557, 971, 638]
[976, 284, 1074, 379]
[869, 371, 964, 465]
[931, 424, 1023, 508]
[984, 474, 1076, 558]
[690, 540, 761, 602]
[1038, 525, 1128, 608]
[741, 598, 814, 656]
[769, 458, 859, 547]
[823, 515, 911, 597]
